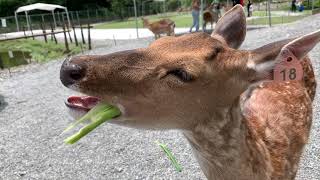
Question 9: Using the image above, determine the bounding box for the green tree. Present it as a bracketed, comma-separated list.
[110, 0, 133, 19]
[181, 0, 192, 7]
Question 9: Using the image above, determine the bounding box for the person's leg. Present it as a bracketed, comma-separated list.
[195, 11, 200, 32]
[190, 10, 196, 32]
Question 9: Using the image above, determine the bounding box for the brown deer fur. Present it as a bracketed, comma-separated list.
[60, 5, 319, 180]
[142, 17, 175, 39]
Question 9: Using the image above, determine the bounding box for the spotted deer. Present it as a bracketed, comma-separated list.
[142, 17, 175, 39]
[60, 5, 319, 180]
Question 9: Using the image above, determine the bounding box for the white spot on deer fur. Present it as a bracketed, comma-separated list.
[246, 59, 256, 69]
[265, 128, 272, 138]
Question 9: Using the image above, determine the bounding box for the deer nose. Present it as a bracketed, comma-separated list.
[60, 58, 86, 87]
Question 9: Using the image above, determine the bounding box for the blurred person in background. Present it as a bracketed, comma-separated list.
[291, 0, 297, 12]
[247, 0, 253, 17]
[190, 0, 200, 32]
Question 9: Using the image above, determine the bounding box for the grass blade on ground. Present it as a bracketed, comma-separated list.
[155, 141, 182, 172]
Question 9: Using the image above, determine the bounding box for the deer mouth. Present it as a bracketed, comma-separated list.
[65, 95, 126, 122]
[65, 96, 101, 112]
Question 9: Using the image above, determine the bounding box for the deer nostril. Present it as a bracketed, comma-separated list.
[60, 60, 86, 87]
[70, 70, 84, 81]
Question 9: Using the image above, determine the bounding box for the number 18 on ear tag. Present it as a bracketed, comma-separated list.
[273, 49, 303, 82]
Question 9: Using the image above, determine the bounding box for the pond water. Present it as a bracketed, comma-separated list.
[0, 51, 31, 69]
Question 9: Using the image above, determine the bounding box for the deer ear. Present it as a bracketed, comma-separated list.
[211, 4, 246, 49]
[249, 30, 320, 80]
[283, 30, 320, 60]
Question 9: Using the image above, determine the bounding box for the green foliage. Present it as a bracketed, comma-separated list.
[110, 0, 133, 19]
[0, 51, 29, 68]
[303, 0, 320, 9]
[0, 39, 83, 62]
[181, 0, 192, 7]
[167, 0, 182, 11]
[0, 0, 110, 17]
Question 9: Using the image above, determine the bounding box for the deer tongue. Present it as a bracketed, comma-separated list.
[65, 96, 100, 112]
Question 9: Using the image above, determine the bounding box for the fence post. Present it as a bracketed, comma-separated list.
[57, 11, 61, 26]
[67, 22, 73, 43]
[76, 11, 80, 26]
[41, 23, 48, 43]
[50, 23, 58, 44]
[88, 23, 92, 50]
[72, 22, 78, 46]
[29, 21, 34, 40]
[267, 0, 272, 27]
[87, 10, 90, 24]
[23, 26, 27, 38]
[62, 14, 73, 43]
[133, 0, 139, 38]
[80, 22, 86, 44]
[95, 9, 99, 22]
[41, 14, 45, 25]
[62, 24, 70, 53]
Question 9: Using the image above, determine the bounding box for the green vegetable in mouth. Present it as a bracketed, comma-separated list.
[155, 141, 183, 172]
[63, 103, 121, 144]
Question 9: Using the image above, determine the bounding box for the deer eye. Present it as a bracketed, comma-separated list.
[167, 69, 194, 82]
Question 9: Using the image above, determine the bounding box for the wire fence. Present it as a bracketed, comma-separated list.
[0, 1, 319, 34]
[0, 8, 133, 34]
[0, 1, 170, 34]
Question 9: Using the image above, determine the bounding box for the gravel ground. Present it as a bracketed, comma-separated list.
[0, 15, 320, 180]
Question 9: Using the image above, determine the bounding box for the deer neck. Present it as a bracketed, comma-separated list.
[183, 99, 271, 180]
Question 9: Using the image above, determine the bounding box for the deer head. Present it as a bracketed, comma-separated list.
[141, 17, 149, 28]
[60, 5, 320, 131]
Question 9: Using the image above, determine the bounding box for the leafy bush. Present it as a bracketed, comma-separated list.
[167, 0, 182, 11]
[303, 0, 320, 9]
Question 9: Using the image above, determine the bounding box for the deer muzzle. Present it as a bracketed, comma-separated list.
[60, 57, 87, 87]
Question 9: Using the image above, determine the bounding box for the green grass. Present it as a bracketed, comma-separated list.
[252, 10, 311, 16]
[0, 39, 84, 62]
[94, 10, 311, 29]
[247, 15, 307, 25]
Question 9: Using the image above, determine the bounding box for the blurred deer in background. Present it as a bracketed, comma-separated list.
[203, 4, 219, 31]
[142, 17, 175, 39]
